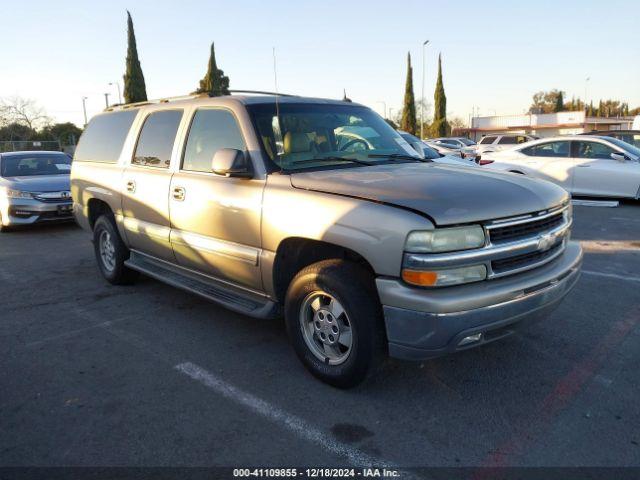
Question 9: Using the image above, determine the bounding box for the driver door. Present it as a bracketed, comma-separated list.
[571, 140, 640, 197]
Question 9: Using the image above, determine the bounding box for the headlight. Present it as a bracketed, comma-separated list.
[405, 225, 485, 253]
[5, 189, 34, 199]
[402, 265, 487, 287]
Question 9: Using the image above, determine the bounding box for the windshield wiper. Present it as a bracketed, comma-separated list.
[367, 153, 432, 163]
[291, 156, 375, 166]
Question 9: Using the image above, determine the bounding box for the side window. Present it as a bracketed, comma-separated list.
[498, 136, 517, 144]
[132, 110, 183, 168]
[74, 110, 138, 163]
[522, 141, 570, 158]
[574, 141, 616, 159]
[480, 136, 497, 145]
[182, 109, 246, 173]
[516, 136, 529, 144]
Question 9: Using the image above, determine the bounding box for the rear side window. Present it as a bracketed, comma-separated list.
[182, 109, 246, 173]
[498, 136, 517, 144]
[479, 136, 496, 144]
[74, 110, 138, 163]
[132, 110, 183, 168]
[521, 141, 570, 158]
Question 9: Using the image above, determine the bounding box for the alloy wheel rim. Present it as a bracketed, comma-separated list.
[99, 230, 116, 272]
[299, 291, 353, 365]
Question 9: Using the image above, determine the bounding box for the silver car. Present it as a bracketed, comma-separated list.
[0, 151, 73, 231]
[72, 94, 582, 388]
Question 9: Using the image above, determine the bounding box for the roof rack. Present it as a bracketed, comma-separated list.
[226, 89, 298, 97]
[104, 94, 204, 112]
[103, 90, 302, 112]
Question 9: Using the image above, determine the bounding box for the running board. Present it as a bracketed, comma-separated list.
[125, 251, 280, 319]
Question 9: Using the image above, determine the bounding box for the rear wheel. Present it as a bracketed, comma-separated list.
[285, 259, 385, 388]
[93, 215, 139, 285]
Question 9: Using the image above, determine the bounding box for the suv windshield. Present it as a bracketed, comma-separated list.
[1, 153, 71, 177]
[248, 103, 421, 171]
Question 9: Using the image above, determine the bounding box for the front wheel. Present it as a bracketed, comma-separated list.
[93, 215, 139, 285]
[284, 259, 386, 388]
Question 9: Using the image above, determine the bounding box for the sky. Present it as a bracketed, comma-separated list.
[1, 0, 639, 127]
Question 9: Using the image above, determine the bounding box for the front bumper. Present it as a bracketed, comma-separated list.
[377, 241, 583, 360]
[0, 197, 74, 227]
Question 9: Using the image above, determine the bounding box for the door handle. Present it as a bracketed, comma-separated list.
[126, 180, 136, 193]
[576, 165, 591, 168]
[172, 187, 186, 201]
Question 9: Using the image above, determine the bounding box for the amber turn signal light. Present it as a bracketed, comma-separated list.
[401, 269, 438, 286]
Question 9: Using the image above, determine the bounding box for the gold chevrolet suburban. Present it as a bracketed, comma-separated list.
[71, 93, 582, 388]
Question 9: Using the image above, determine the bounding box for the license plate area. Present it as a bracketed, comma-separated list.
[57, 204, 73, 215]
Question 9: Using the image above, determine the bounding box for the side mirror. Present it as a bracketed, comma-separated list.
[211, 148, 253, 178]
[610, 152, 628, 162]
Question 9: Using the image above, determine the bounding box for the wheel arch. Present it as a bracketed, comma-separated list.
[271, 237, 376, 304]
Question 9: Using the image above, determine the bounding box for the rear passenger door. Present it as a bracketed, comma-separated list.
[169, 108, 265, 290]
[121, 109, 184, 261]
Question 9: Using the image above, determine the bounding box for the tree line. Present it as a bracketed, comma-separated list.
[529, 89, 638, 117]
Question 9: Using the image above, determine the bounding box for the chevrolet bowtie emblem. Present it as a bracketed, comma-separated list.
[537, 233, 556, 252]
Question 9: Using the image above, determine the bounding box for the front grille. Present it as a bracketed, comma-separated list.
[492, 242, 563, 275]
[33, 192, 71, 203]
[489, 211, 564, 244]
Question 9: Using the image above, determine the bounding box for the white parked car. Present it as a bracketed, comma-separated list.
[426, 137, 476, 157]
[472, 134, 538, 158]
[398, 132, 477, 167]
[481, 135, 640, 199]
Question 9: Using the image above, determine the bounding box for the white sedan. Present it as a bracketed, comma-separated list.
[481, 135, 640, 199]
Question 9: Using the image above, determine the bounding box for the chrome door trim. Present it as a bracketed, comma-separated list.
[170, 229, 260, 265]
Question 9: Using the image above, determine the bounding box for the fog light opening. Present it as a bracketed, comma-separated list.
[458, 333, 483, 346]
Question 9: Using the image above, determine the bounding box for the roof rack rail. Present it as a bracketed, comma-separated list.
[225, 89, 298, 97]
[104, 94, 203, 112]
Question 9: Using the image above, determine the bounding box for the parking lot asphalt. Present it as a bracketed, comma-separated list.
[1, 201, 639, 471]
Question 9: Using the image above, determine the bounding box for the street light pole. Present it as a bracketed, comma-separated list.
[421, 39, 430, 139]
[81, 96, 88, 127]
[104, 93, 110, 108]
[109, 82, 122, 104]
[377, 101, 387, 119]
[584, 76, 590, 113]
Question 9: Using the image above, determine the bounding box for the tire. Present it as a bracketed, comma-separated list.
[284, 259, 386, 388]
[93, 215, 139, 285]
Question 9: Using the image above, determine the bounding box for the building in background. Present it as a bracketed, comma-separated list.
[461, 111, 634, 141]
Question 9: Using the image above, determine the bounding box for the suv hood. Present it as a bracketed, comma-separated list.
[290, 163, 568, 226]
[1, 174, 70, 192]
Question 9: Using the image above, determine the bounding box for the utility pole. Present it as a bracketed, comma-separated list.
[82, 96, 88, 127]
[104, 93, 110, 108]
[420, 39, 430, 139]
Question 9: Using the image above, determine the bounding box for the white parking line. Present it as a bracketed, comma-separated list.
[175, 362, 393, 468]
[580, 240, 640, 252]
[582, 270, 640, 284]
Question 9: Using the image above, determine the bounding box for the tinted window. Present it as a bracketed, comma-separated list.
[182, 109, 246, 173]
[132, 110, 183, 168]
[74, 110, 138, 163]
[521, 141, 570, 158]
[574, 141, 616, 159]
[1, 153, 71, 177]
[498, 136, 517, 144]
[479, 136, 497, 144]
[459, 138, 476, 146]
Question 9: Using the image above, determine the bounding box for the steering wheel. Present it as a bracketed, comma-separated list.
[339, 138, 370, 152]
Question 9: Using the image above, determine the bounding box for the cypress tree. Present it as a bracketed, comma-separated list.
[400, 52, 417, 135]
[432, 53, 447, 137]
[123, 11, 147, 104]
[195, 42, 230, 96]
[554, 91, 564, 112]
